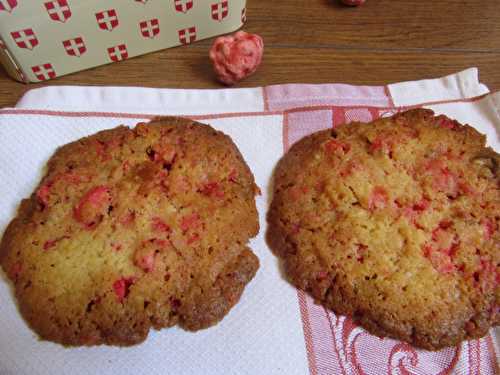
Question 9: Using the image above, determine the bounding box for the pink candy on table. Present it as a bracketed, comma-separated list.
[209, 31, 264, 86]
[341, 0, 366, 6]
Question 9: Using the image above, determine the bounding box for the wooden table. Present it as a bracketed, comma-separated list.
[1, 0, 499, 108]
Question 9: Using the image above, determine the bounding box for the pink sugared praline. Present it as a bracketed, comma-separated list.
[341, 0, 366, 6]
[209, 31, 264, 86]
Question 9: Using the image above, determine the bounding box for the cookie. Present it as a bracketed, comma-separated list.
[267, 109, 499, 350]
[0, 117, 260, 346]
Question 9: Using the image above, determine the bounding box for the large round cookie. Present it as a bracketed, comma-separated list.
[267, 109, 499, 350]
[0, 117, 259, 346]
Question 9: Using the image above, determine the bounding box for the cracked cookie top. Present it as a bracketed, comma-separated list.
[0, 117, 260, 346]
[267, 109, 499, 350]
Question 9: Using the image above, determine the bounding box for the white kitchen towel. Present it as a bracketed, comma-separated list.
[0, 68, 498, 375]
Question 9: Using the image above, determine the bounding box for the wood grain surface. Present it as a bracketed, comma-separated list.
[1, 0, 499, 108]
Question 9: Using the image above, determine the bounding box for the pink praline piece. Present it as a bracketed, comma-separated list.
[209, 31, 264, 86]
[341, 0, 366, 6]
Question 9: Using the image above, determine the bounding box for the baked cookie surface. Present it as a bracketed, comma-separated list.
[267, 109, 499, 350]
[0, 117, 259, 346]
